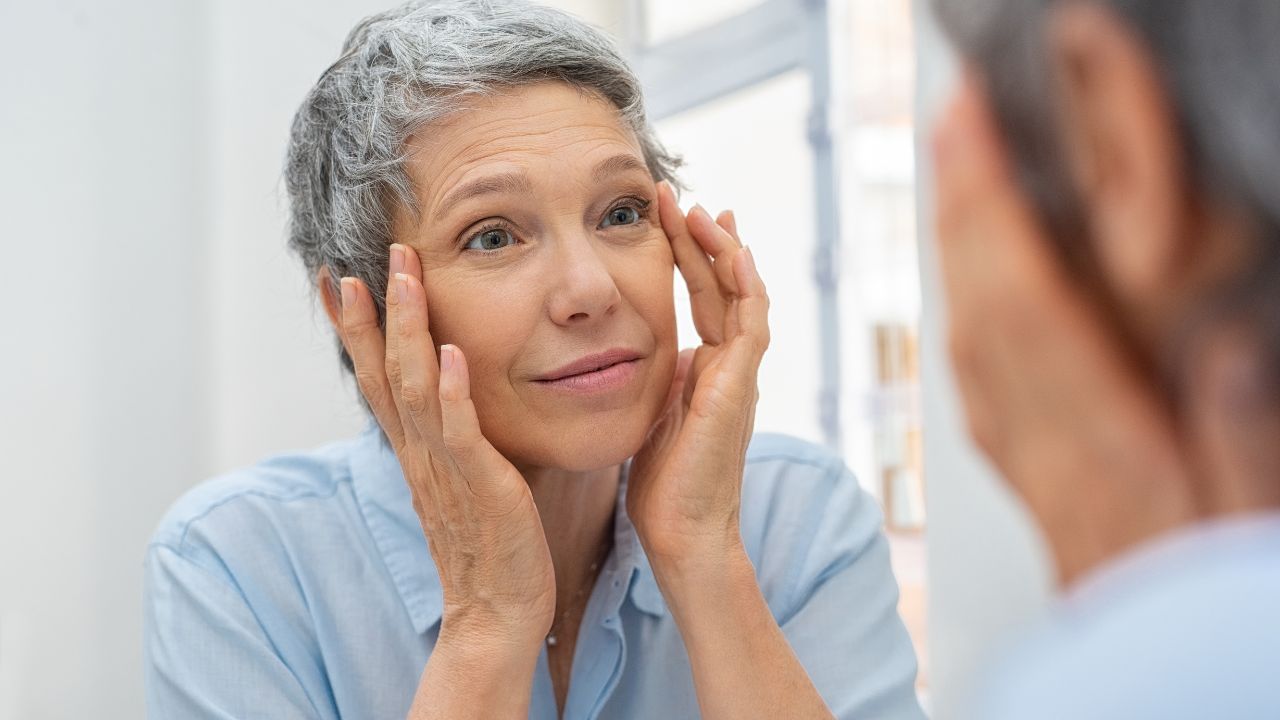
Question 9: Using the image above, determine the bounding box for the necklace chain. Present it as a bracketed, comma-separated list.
[546, 536, 613, 647]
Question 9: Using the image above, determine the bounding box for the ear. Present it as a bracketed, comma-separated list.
[317, 266, 343, 336]
[1048, 3, 1190, 327]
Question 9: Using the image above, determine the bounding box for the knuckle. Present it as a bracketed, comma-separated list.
[400, 380, 431, 416]
[353, 367, 386, 399]
[344, 314, 378, 338]
[384, 354, 404, 388]
[440, 426, 471, 456]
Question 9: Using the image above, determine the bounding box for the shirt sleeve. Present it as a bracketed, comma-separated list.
[775, 460, 926, 720]
[143, 543, 327, 720]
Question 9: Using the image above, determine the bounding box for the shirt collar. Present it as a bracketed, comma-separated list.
[349, 419, 666, 635]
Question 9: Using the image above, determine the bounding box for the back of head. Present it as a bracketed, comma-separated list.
[933, 0, 1280, 388]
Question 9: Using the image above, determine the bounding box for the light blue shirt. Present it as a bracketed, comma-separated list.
[143, 421, 924, 719]
[967, 512, 1280, 719]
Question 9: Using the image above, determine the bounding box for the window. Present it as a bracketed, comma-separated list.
[627, 0, 928, 701]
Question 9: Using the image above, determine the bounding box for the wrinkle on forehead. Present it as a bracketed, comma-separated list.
[401, 82, 644, 222]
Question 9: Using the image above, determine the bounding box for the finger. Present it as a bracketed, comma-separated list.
[687, 206, 749, 343]
[658, 181, 725, 344]
[391, 242, 424, 284]
[933, 75, 1065, 327]
[663, 347, 695, 412]
[716, 209, 739, 240]
[391, 270, 447, 457]
[686, 203, 743, 295]
[731, 246, 770, 364]
[339, 276, 407, 451]
[437, 344, 514, 491]
[933, 75, 1040, 266]
[383, 264, 427, 454]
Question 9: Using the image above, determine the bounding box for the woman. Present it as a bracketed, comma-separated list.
[143, 1, 923, 718]
[930, 0, 1280, 717]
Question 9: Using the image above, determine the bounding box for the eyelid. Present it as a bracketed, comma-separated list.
[600, 195, 653, 227]
[461, 219, 518, 253]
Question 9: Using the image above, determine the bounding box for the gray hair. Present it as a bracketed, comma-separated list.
[284, 0, 682, 383]
[933, 0, 1280, 384]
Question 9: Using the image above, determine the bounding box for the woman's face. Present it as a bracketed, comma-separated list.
[393, 81, 678, 472]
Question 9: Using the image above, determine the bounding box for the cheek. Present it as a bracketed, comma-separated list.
[423, 275, 531, 400]
[624, 237, 677, 332]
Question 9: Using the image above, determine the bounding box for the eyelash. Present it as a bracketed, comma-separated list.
[461, 196, 653, 255]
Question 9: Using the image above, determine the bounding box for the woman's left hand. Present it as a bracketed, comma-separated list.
[626, 181, 771, 568]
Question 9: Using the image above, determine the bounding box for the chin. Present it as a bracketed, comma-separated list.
[501, 411, 655, 472]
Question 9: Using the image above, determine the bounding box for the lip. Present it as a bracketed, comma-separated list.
[535, 348, 645, 382]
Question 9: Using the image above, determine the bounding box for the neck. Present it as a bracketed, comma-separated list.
[1185, 326, 1280, 515]
[515, 461, 621, 613]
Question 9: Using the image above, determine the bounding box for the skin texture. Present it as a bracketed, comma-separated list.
[933, 3, 1280, 588]
[318, 82, 833, 719]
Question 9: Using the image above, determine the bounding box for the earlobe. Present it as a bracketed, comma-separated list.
[1048, 2, 1188, 309]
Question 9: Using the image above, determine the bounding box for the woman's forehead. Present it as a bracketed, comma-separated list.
[406, 83, 647, 216]
[410, 84, 640, 177]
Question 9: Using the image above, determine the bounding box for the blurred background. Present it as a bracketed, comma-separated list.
[0, 0, 1051, 717]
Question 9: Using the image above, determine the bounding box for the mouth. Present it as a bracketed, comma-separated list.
[534, 348, 644, 394]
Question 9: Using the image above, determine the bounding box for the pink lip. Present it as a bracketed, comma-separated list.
[535, 358, 640, 394]
[535, 343, 645, 389]
[536, 348, 644, 382]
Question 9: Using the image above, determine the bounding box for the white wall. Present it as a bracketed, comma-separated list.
[0, 2, 621, 718]
[1, 2, 210, 716]
[911, 1, 1054, 715]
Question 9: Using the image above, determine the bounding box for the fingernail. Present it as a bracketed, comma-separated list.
[340, 277, 354, 310]
[441, 344, 455, 371]
[390, 244, 405, 275]
[395, 272, 409, 303]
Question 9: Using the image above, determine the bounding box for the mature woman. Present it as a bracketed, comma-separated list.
[930, 0, 1280, 717]
[143, 1, 922, 718]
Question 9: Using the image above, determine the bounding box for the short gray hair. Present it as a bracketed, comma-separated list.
[284, 0, 682, 381]
[933, 0, 1280, 383]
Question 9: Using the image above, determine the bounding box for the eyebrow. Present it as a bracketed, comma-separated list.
[590, 153, 650, 184]
[431, 153, 652, 223]
[433, 171, 535, 222]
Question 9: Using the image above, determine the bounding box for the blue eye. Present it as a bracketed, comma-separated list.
[464, 227, 517, 252]
[602, 205, 641, 227]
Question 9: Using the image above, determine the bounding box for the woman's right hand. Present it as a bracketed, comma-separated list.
[336, 241, 556, 652]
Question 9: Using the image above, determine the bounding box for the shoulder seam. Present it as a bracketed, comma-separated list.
[155, 476, 350, 554]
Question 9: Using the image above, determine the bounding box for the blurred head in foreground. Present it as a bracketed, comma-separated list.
[931, 0, 1280, 582]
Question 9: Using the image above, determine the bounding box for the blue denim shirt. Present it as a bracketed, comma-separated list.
[144, 421, 924, 719]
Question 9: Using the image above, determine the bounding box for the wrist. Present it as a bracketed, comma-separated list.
[638, 516, 744, 572]
[438, 606, 549, 657]
[647, 538, 757, 616]
[412, 630, 539, 720]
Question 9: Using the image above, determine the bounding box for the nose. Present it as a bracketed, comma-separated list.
[545, 230, 621, 326]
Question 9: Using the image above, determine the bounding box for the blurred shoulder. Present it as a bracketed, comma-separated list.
[147, 434, 366, 555]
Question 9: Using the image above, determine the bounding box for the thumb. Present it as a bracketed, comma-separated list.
[664, 348, 695, 411]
